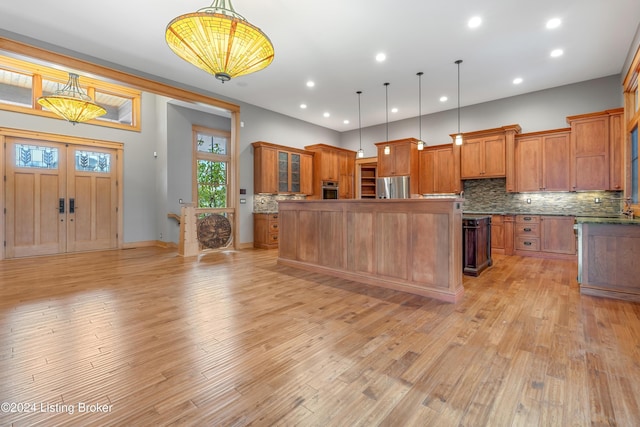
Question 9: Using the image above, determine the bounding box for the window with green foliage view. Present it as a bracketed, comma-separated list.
[195, 128, 230, 208]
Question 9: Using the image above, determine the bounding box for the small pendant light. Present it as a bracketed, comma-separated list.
[417, 71, 425, 151]
[356, 91, 364, 158]
[383, 82, 390, 155]
[455, 59, 463, 146]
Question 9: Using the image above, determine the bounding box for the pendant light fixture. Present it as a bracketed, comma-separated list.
[417, 71, 425, 151]
[166, 0, 274, 82]
[36, 73, 106, 125]
[383, 82, 390, 155]
[356, 91, 364, 158]
[454, 59, 463, 146]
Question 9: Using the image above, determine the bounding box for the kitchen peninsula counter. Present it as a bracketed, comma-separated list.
[277, 198, 464, 303]
[575, 217, 640, 301]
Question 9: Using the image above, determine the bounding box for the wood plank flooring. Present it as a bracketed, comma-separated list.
[1, 247, 639, 426]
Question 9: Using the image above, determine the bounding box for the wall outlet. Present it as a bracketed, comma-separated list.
[594, 197, 601, 204]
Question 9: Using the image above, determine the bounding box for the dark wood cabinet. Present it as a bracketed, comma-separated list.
[462, 215, 492, 276]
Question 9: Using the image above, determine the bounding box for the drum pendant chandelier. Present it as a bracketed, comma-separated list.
[37, 73, 106, 125]
[166, 0, 275, 82]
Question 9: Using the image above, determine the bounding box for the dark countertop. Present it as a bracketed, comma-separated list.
[575, 216, 640, 225]
[463, 211, 623, 218]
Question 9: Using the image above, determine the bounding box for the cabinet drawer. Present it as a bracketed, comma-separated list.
[515, 223, 540, 237]
[269, 233, 279, 243]
[516, 215, 540, 224]
[515, 237, 540, 251]
[269, 222, 279, 232]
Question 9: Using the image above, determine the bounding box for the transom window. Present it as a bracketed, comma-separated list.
[0, 54, 141, 131]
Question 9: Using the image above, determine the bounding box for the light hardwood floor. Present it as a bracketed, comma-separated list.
[1, 247, 639, 426]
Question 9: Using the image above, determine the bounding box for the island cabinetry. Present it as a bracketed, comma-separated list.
[253, 213, 279, 249]
[304, 144, 356, 199]
[418, 144, 461, 194]
[252, 141, 313, 195]
[576, 219, 640, 301]
[567, 108, 623, 191]
[514, 129, 571, 192]
[462, 215, 492, 276]
[278, 199, 464, 303]
[375, 138, 420, 194]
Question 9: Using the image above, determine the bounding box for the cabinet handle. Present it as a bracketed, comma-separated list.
[524, 241, 532, 246]
[524, 228, 532, 232]
[523, 216, 532, 221]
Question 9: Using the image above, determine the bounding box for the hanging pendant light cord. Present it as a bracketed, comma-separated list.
[357, 91, 362, 151]
[384, 82, 389, 142]
[456, 60, 462, 134]
[417, 72, 423, 142]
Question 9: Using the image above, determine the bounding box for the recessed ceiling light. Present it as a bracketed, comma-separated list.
[391, 108, 398, 113]
[306, 80, 315, 88]
[375, 53, 386, 62]
[468, 16, 482, 28]
[440, 96, 448, 102]
[550, 48, 564, 58]
[513, 77, 523, 85]
[343, 119, 349, 124]
[323, 112, 330, 118]
[300, 103, 307, 109]
[546, 18, 561, 29]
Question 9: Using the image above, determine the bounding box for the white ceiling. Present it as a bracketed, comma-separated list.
[0, 1, 639, 132]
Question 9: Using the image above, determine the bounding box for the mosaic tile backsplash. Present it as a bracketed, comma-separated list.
[254, 179, 624, 217]
[462, 178, 624, 216]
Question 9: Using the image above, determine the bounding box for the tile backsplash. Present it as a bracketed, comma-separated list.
[253, 193, 307, 213]
[462, 178, 623, 216]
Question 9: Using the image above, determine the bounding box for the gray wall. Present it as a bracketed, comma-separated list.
[339, 75, 623, 156]
[0, 24, 636, 246]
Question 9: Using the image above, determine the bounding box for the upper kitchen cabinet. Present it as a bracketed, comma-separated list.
[514, 129, 571, 192]
[453, 125, 521, 184]
[418, 144, 461, 194]
[609, 109, 625, 191]
[375, 138, 420, 194]
[567, 108, 624, 191]
[304, 144, 356, 199]
[252, 141, 314, 195]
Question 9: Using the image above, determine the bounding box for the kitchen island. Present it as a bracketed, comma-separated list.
[575, 216, 640, 301]
[277, 198, 464, 303]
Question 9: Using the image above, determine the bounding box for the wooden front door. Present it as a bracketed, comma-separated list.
[5, 137, 118, 258]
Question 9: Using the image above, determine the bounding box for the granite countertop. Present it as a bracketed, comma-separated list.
[575, 216, 640, 225]
[463, 211, 623, 218]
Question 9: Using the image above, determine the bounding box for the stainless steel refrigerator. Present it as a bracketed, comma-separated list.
[376, 176, 410, 199]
